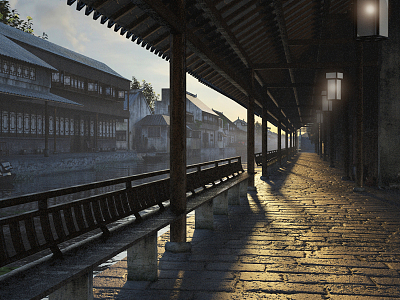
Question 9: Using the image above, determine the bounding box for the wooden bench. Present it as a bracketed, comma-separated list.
[0, 156, 249, 300]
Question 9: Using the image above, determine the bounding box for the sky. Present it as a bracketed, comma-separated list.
[9, 0, 266, 126]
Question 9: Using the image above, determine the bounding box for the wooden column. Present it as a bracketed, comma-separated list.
[261, 106, 268, 179]
[247, 69, 255, 189]
[342, 90, 351, 180]
[247, 96, 255, 189]
[329, 103, 335, 167]
[44, 101, 49, 157]
[285, 129, 288, 161]
[278, 123, 282, 165]
[167, 0, 190, 251]
[354, 41, 365, 192]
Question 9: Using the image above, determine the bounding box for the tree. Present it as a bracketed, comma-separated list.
[131, 76, 160, 113]
[0, 1, 48, 39]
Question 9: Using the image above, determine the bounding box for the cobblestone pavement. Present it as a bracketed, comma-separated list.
[93, 153, 400, 299]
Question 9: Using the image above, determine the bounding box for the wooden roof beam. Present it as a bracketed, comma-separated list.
[272, 0, 302, 123]
[92, 0, 112, 10]
[111, 3, 137, 22]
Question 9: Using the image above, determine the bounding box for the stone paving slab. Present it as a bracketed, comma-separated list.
[93, 153, 400, 299]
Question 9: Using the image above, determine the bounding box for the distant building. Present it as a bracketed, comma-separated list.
[134, 114, 170, 153]
[212, 109, 244, 147]
[154, 89, 222, 154]
[233, 117, 247, 132]
[0, 23, 129, 155]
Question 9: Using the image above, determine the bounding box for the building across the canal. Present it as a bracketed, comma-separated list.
[0, 23, 130, 155]
[133, 88, 242, 156]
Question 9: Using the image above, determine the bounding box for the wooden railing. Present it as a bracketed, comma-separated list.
[0, 156, 244, 268]
[254, 150, 278, 166]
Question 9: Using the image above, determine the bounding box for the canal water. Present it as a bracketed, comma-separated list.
[0, 153, 234, 200]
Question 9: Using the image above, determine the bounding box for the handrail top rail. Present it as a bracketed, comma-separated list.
[0, 156, 242, 209]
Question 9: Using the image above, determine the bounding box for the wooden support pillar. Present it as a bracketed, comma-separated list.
[166, 0, 191, 252]
[247, 96, 255, 189]
[319, 124, 323, 158]
[354, 41, 365, 192]
[342, 91, 351, 180]
[247, 69, 255, 190]
[261, 106, 268, 179]
[285, 130, 288, 161]
[278, 123, 282, 165]
[329, 103, 335, 167]
[44, 101, 49, 157]
[323, 114, 327, 161]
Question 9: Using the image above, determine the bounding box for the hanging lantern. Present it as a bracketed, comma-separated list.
[326, 72, 343, 100]
[322, 91, 332, 112]
[356, 0, 388, 39]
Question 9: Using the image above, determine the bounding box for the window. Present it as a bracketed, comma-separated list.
[2, 59, 9, 74]
[10, 62, 16, 76]
[52, 72, 60, 82]
[64, 75, 71, 86]
[30, 67, 36, 80]
[118, 90, 125, 99]
[148, 126, 161, 137]
[88, 82, 94, 91]
[105, 86, 111, 96]
[23, 66, 30, 78]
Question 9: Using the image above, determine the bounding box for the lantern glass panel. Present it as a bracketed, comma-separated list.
[357, 0, 388, 39]
[327, 79, 336, 100]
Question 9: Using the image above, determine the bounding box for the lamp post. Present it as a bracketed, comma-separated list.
[354, 0, 388, 192]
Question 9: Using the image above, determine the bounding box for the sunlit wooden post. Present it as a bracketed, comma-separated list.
[278, 123, 282, 165]
[285, 128, 288, 161]
[247, 69, 255, 189]
[261, 105, 268, 179]
[166, 0, 190, 252]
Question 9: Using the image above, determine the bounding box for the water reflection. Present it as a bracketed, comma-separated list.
[0, 153, 235, 199]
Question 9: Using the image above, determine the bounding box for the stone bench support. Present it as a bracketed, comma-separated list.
[228, 184, 240, 205]
[195, 200, 214, 229]
[127, 232, 158, 281]
[49, 272, 93, 300]
[239, 179, 248, 198]
[213, 189, 229, 215]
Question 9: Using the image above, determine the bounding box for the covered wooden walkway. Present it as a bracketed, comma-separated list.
[93, 153, 400, 299]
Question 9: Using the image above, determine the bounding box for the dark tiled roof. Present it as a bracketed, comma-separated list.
[0, 23, 126, 79]
[135, 114, 170, 126]
[0, 83, 82, 106]
[0, 34, 56, 70]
